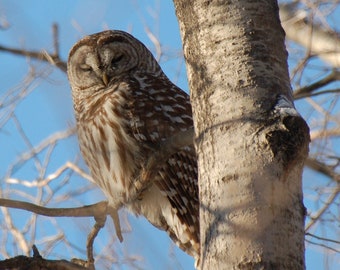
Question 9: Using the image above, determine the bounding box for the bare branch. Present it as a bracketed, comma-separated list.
[145, 26, 162, 62]
[52, 23, 60, 57]
[305, 184, 340, 231]
[306, 232, 340, 246]
[304, 157, 340, 231]
[7, 161, 92, 188]
[295, 88, 340, 100]
[310, 128, 340, 141]
[305, 239, 340, 253]
[0, 198, 123, 248]
[1, 207, 30, 255]
[0, 44, 67, 72]
[86, 215, 107, 268]
[0, 199, 108, 219]
[305, 157, 340, 183]
[293, 70, 340, 99]
[0, 24, 67, 72]
[6, 128, 76, 179]
[280, 3, 340, 68]
[0, 251, 88, 270]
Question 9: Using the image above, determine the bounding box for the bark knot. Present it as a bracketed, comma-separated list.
[265, 115, 310, 168]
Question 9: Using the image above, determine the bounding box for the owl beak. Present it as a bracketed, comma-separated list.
[102, 73, 109, 86]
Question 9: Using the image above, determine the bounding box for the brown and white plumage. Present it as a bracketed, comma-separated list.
[67, 30, 199, 259]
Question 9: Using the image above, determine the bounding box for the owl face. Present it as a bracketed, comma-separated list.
[67, 30, 162, 93]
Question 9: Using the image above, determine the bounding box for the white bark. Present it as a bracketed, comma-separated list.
[173, 0, 309, 269]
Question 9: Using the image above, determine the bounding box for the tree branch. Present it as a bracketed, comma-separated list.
[0, 127, 195, 266]
[280, 3, 340, 68]
[293, 70, 340, 99]
[0, 24, 67, 72]
[305, 157, 340, 183]
[0, 199, 108, 218]
[0, 199, 119, 268]
[0, 44, 67, 72]
[304, 157, 340, 231]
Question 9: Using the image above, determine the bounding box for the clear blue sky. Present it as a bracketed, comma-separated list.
[0, 1, 338, 269]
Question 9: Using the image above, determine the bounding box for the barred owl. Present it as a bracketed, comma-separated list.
[67, 30, 199, 260]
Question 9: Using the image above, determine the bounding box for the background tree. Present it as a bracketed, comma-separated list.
[0, 0, 339, 269]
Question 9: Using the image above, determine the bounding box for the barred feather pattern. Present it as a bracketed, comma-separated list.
[67, 30, 199, 260]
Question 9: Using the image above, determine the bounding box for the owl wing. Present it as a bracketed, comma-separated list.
[127, 74, 200, 255]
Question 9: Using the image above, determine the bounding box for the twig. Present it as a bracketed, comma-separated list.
[0, 199, 122, 254]
[0, 44, 67, 72]
[305, 185, 340, 231]
[70, 214, 106, 270]
[145, 26, 162, 62]
[305, 157, 340, 183]
[7, 161, 92, 188]
[0, 127, 195, 266]
[52, 23, 60, 57]
[304, 157, 340, 231]
[6, 128, 76, 178]
[0, 24, 67, 72]
[1, 206, 30, 255]
[87, 215, 107, 267]
[32, 244, 42, 258]
[306, 232, 340, 245]
[294, 88, 340, 100]
[0, 253, 87, 270]
[305, 239, 340, 253]
[310, 128, 340, 140]
[293, 70, 340, 99]
[280, 4, 340, 67]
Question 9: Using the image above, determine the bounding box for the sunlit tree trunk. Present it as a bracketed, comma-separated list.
[173, 0, 310, 269]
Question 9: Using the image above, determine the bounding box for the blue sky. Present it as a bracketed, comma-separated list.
[0, 1, 338, 269]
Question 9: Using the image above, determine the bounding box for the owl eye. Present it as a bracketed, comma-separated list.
[79, 64, 93, 72]
[110, 54, 124, 69]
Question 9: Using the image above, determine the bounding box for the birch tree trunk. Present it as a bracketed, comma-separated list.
[173, 1, 310, 269]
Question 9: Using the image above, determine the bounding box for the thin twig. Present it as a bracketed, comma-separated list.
[0, 24, 67, 72]
[293, 70, 340, 99]
[145, 26, 162, 62]
[87, 215, 107, 266]
[306, 232, 340, 245]
[7, 161, 92, 188]
[52, 23, 60, 57]
[294, 88, 340, 100]
[0, 44, 67, 72]
[305, 239, 340, 253]
[305, 157, 340, 183]
[310, 128, 340, 141]
[305, 185, 340, 231]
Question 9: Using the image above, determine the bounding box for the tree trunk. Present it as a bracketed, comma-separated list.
[173, 1, 310, 269]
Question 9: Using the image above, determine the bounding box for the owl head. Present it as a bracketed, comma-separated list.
[67, 30, 163, 94]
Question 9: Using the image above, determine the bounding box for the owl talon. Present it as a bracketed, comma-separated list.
[108, 206, 123, 242]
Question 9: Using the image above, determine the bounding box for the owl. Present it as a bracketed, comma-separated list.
[67, 30, 199, 261]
